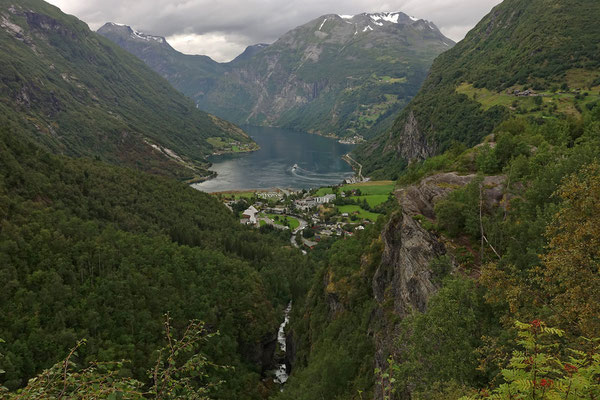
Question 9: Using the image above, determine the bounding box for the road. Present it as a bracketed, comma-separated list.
[289, 215, 307, 248]
[343, 153, 364, 181]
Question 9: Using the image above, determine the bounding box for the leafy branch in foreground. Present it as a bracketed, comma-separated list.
[461, 320, 600, 400]
[0, 316, 226, 399]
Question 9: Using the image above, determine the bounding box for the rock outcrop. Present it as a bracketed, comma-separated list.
[371, 172, 505, 399]
[385, 111, 437, 163]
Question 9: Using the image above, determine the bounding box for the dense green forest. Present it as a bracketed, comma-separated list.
[357, 0, 600, 178]
[0, 0, 254, 181]
[0, 115, 312, 398]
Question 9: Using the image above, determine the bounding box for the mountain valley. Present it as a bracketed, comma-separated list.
[98, 12, 454, 139]
[2, 0, 600, 399]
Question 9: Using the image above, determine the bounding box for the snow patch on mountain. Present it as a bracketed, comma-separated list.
[130, 29, 165, 44]
[370, 12, 401, 24]
[319, 18, 328, 30]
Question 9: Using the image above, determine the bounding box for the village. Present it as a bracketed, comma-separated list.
[214, 180, 395, 251]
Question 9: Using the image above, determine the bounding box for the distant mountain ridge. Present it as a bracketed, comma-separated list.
[0, 0, 254, 181]
[98, 12, 454, 139]
[356, 0, 600, 178]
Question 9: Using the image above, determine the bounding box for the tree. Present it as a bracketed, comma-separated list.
[461, 320, 600, 400]
[0, 317, 225, 399]
[536, 162, 600, 337]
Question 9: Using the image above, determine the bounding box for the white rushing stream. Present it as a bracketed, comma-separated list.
[274, 302, 292, 386]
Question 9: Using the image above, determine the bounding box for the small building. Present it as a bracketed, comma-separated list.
[266, 207, 287, 215]
[241, 206, 259, 225]
[295, 198, 317, 211]
[314, 194, 336, 204]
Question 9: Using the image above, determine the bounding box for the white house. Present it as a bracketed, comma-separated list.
[315, 194, 336, 204]
[241, 206, 259, 225]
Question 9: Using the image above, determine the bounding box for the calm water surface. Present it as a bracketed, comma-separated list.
[193, 126, 356, 192]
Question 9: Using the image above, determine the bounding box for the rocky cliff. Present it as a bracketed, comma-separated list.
[372, 172, 505, 399]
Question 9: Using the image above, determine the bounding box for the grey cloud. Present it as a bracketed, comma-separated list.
[48, 0, 502, 61]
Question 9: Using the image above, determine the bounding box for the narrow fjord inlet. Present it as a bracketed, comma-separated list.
[194, 126, 356, 192]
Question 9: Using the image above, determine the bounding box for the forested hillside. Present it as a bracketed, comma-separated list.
[357, 0, 600, 178]
[0, 115, 312, 398]
[0, 0, 255, 181]
[279, 98, 600, 399]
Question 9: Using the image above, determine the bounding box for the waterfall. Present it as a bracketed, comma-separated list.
[274, 302, 292, 385]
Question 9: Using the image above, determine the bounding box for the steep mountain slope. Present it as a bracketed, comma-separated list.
[99, 12, 454, 139]
[357, 0, 600, 178]
[97, 23, 226, 103]
[0, 0, 255, 181]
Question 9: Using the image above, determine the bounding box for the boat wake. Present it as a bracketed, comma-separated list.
[290, 165, 353, 183]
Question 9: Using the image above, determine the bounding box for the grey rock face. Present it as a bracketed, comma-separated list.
[373, 211, 445, 317]
[371, 172, 505, 399]
[388, 111, 438, 163]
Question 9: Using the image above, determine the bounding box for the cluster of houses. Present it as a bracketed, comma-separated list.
[294, 193, 337, 211]
[257, 191, 285, 200]
[344, 176, 371, 184]
[509, 89, 536, 97]
[230, 186, 376, 251]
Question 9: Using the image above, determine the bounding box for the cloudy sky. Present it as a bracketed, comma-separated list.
[46, 0, 503, 62]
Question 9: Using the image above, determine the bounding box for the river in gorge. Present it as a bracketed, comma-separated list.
[274, 302, 292, 387]
[193, 126, 356, 192]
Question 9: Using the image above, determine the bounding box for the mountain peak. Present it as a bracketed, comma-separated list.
[230, 43, 270, 64]
[336, 12, 423, 25]
[98, 22, 167, 45]
[310, 12, 449, 40]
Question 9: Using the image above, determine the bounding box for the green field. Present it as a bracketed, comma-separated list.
[217, 191, 255, 199]
[456, 82, 600, 118]
[315, 187, 334, 196]
[337, 205, 381, 222]
[207, 137, 229, 148]
[351, 194, 389, 207]
[267, 214, 300, 230]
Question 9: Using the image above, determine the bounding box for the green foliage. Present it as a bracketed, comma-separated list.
[537, 162, 600, 337]
[434, 176, 483, 238]
[0, 122, 312, 399]
[387, 278, 500, 397]
[461, 321, 600, 400]
[0, 318, 226, 399]
[429, 256, 453, 284]
[278, 219, 388, 400]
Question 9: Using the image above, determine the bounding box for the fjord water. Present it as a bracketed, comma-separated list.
[193, 126, 356, 192]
